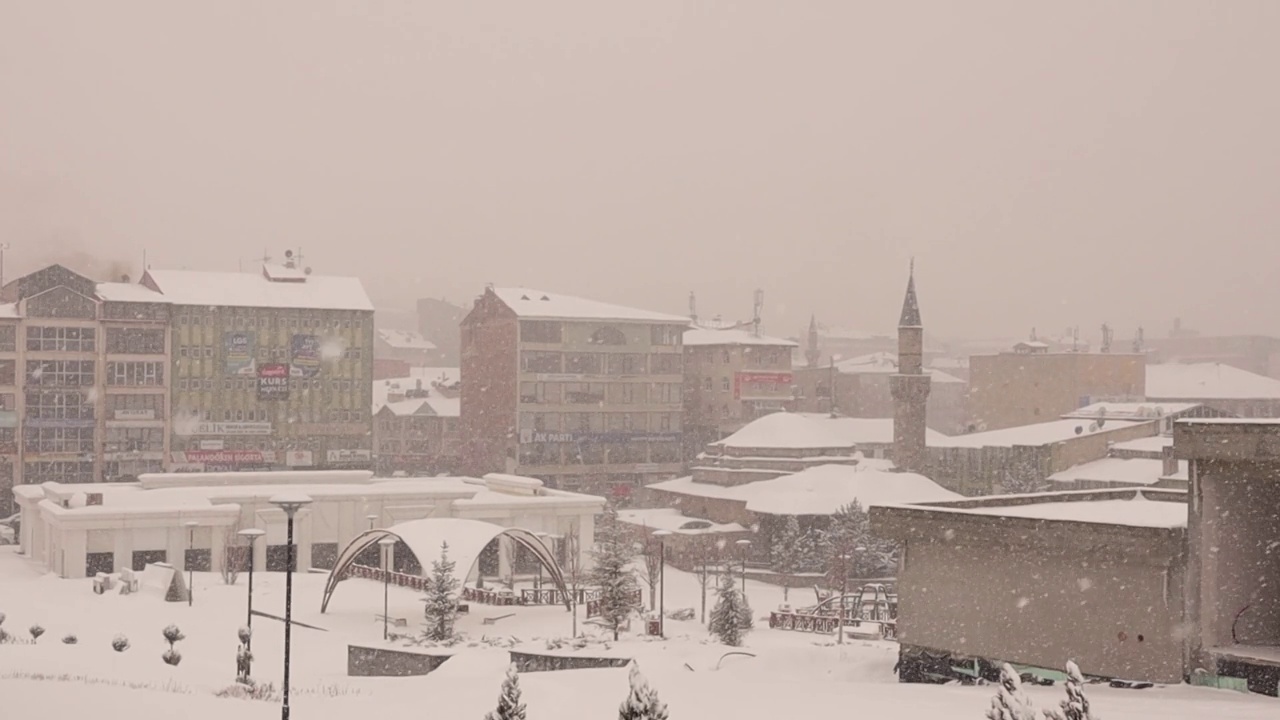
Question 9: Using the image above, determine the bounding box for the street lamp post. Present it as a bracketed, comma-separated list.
[653, 530, 672, 638]
[237, 528, 266, 652]
[836, 553, 850, 644]
[378, 537, 397, 640]
[184, 521, 198, 607]
[366, 513, 378, 531]
[270, 494, 312, 720]
[735, 539, 751, 599]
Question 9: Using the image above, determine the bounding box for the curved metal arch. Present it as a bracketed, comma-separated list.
[320, 519, 571, 613]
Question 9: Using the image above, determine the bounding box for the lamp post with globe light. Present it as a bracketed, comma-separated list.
[269, 494, 312, 720]
[237, 528, 266, 649]
[735, 538, 751, 599]
[378, 536, 397, 640]
[184, 521, 198, 606]
[652, 530, 673, 637]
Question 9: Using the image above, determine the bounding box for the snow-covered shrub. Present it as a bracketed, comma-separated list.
[112, 635, 130, 652]
[237, 626, 252, 646]
[985, 663, 1039, 720]
[216, 681, 278, 701]
[29, 625, 44, 643]
[1043, 661, 1098, 720]
[162, 624, 185, 648]
[62, 634, 78, 645]
[619, 662, 669, 720]
[709, 572, 752, 647]
[483, 663, 526, 720]
[162, 648, 182, 666]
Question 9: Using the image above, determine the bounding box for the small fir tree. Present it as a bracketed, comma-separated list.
[771, 515, 804, 602]
[422, 542, 460, 642]
[62, 633, 78, 644]
[112, 634, 130, 652]
[618, 662, 669, 720]
[590, 505, 642, 640]
[29, 624, 44, 643]
[709, 570, 752, 646]
[1043, 661, 1098, 720]
[162, 624, 184, 666]
[985, 663, 1040, 720]
[484, 663, 527, 720]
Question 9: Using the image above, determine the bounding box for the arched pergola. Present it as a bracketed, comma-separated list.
[320, 518, 570, 612]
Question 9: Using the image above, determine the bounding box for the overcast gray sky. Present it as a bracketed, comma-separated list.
[2, 1, 1277, 342]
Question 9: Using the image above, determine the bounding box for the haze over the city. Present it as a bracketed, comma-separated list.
[3, 1, 1278, 340]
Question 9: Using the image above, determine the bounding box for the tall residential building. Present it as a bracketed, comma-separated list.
[460, 287, 689, 498]
[891, 263, 931, 473]
[681, 325, 796, 456]
[140, 261, 375, 473]
[0, 264, 173, 516]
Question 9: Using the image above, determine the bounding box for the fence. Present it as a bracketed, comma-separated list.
[345, 564, 430, 592]
[585, 590, 644, 619]
[519, 587, 600, 606]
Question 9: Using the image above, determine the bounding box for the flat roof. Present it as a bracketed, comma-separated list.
[143, 267, 374, 311]
[876, 488, 1188, 531]
[1147, 362, 1280, 400]
[932, 418, 1150, 449]
[491, 287, 690, 324]
[683, 326, 796, 348]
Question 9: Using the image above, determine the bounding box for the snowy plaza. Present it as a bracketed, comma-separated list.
[1, 544, 1278, 719]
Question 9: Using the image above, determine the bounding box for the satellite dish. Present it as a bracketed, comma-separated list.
[284, 250, 294, 258]
[1088, 422, 1098, 432]
[304, 267, 313, 275]
[1075, 425, 1084, 435]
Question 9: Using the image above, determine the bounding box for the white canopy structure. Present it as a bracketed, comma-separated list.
[320, 518, 569, 612]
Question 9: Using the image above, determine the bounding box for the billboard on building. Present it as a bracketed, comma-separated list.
[257, 363, 290, 400]
[290, 334, 321, 377]
[224, 332, 256, 375]
[733, 371, 794, 400]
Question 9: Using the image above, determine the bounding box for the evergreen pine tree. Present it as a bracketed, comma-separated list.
[422, 541, 460, 642]
[821, 501, 900, 578]
[590, 505, 642, 641]
[709, 569, 752, 646]
[985, 663, 1040, 720]
[1043, 661, 1097, 720]
[771, 515, 804, 602]
[484, 664, 527, 720]
[618, 662, 669, 720]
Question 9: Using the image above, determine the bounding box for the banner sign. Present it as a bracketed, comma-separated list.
[326, 448, 372, 463]
[170, 450, 277, 465]
[224, 332, 256, 376]
[257, 363, 290, 400]
[519, 430, 680, 445]
[290, 335, 321, 377]
[180, 422, 272, 437]
[733, 371, 793, 400]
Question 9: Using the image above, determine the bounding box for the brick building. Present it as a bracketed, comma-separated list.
[967, 345, 1145, 432]
[681, 325, 795, 457]
[460, 287, 689, 498]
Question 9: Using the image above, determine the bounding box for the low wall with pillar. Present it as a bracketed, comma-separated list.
[347, 645, 454, 676]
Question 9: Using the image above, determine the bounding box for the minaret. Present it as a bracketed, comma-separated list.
[890, 260, 931, 473]
[805, 314, 821, 367]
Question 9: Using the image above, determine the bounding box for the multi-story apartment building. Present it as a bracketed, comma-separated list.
[372, 378, 461, 476]
[461, 287, 689, 498]
[0, 264, 173, 516]
[682, 325, 795, 456]
[140, 261, 375, 473]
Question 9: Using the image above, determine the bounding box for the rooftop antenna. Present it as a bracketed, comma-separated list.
[689, 291, 698, 324]
[1133, 326, 1145, 354]
[752, 289, 764, 337]
[1072, 326, 1080, 353]
[1100, 323, 1113, 353]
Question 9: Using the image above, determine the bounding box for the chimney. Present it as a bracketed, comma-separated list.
[1161, 444, 1178, 477]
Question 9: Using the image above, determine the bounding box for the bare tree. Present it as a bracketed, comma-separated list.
[220, 524, 243, 586]
[635, 528, 661, 611]
[691, 536, 721, 625]
[562, 523, 584, 638]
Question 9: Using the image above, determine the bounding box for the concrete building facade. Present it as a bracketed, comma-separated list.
[793, 353, 967, 434]
[373, 380, 461, 476]
[681, 325, 795, 457]
[461, 287, 689, 498]
[968, 347, 1145, 432]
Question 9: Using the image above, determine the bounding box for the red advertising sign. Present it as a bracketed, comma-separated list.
[733, 371, 794, 400]
[178, 450, 272, 465]
[258, 363, 290, 401]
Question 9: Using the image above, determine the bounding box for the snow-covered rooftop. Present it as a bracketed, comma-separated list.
[649, 463, 959, 516]
[932, 418, 1151, 449]
[372, 368, 461, 412]
[0, 302, 19, 318]
[1062, 401, 1201, 420]
[94, 282, 169, 303]
[832, 352, 964, 383]
[491, 287, 690, 324]
[712, 412, 948, 450]
[946, 492, 1187, 529]
[617, 508, 747, 534]
[1146, 362, 1280, 400]
[143, 266, 374, 311]
[1048, 457, 1185, 487]
[376, 328, 437, 351]
[682, 326, 796, 348]
[381, 395, 460, 418]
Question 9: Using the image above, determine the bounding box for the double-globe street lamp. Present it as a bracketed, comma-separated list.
[379, 536, 397, 640]
[735, 538, 752, 599]
[184, 520, 198, 607]
[237, 528, 266, 653]
[269, 493, 312, 720]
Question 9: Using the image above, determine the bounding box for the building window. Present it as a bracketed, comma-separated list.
[520, 321, 563, 344]
[650, 325, 681, 346]
[25, 326, 96, 352]
[106, 361, 164, 386]
[24, 461, 94, 484]
[650, 354, 682, 374]
[722, 350, 731, 364]
[106, 328, 166, 354]
[106, 393, 164, 419]
[564, 353, 602, 375]
[721, 377, 731, 392]
[607, 353, 646, 375]
[0, 325, 15, 352]
[588, 326, 626, 346]
[521, 351, 562, 374]
[24, 426, 96, 453]
[703, 377, 712, 391]
[25, 390, 94, 420]
[104, 427, 164, 453]
[26, 360, 94, 387]
[564, 383, 605, 404]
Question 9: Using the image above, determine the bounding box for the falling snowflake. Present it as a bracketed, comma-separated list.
[1077, 578, 1093, 591]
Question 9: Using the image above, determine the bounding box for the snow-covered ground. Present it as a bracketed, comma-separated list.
[0, 546, 1274, 718]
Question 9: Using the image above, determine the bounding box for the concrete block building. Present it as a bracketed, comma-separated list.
[681, 324, 795, 456]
